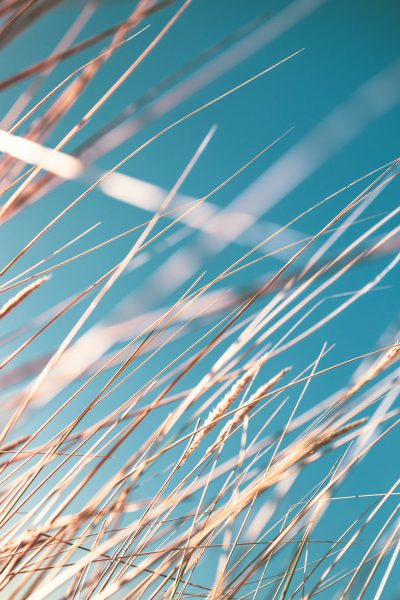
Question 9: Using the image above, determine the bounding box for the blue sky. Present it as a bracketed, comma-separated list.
[0, 0, 399, 596]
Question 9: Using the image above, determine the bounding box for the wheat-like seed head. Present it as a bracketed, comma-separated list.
[0, 276, 49, 320]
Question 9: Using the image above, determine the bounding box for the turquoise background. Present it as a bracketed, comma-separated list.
[0, 0, 399, 597]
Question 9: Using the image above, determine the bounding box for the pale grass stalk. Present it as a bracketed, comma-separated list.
[206, 367, 290, 458]
[224, 421, 400, 598]
[0, 3, 399, 598]
[374, 534, 400, 600]
[183, 363, 260, 459]
[0, 276, 48, 320]
[358, 517, 400, 599]
[343, 342, 400, 401]
[99, 420, 368, 600]
[341, 501, 400, 598]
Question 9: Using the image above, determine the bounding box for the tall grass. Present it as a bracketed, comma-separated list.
[0, 0, 399, 598]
